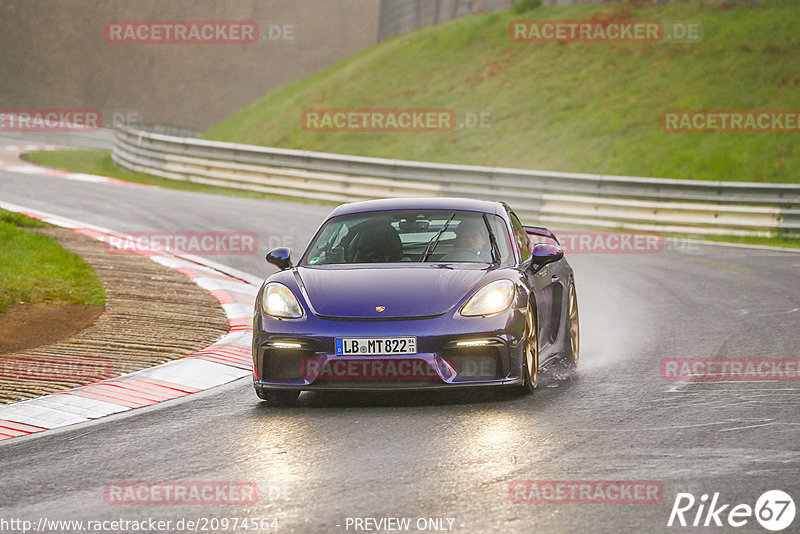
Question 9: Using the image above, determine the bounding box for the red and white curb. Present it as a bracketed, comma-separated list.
[2, 145, 59, 151]
[0, 201, 261, 442]
[0, 144, 151, 186]
[0, 160, 151, 186]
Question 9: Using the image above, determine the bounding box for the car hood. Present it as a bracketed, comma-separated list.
[295, 264, 490, 319]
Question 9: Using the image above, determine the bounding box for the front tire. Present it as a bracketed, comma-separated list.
[563, 284, 580, 370]
[521, 305, 539, 395]
[256, 388, 300, 406]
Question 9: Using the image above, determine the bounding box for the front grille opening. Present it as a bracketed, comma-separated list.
[443, 345, 507, 380]
[314, 358, 440, 382]
[259, 346, 313, 380]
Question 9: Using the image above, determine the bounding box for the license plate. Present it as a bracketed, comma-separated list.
[335, 337, 417, 356]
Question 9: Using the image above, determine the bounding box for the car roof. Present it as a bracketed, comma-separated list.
[328, 197, 507, 218]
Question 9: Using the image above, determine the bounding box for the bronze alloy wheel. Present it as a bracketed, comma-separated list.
[565, 284, 580, 369]
[522, 305, 539, 394]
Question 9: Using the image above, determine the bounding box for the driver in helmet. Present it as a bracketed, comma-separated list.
[443, 218, 492, 262]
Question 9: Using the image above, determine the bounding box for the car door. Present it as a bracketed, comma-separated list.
[508, 211, 559, 350]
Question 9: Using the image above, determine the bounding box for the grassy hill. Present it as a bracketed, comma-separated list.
[204, 0, 799, 183]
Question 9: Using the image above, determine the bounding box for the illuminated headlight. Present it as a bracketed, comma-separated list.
[262, 283, 304, 318]
[460, 280, 515, 317]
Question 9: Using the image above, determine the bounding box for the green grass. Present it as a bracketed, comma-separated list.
[0, 210, 49, 228]
[667, 232, 800, 250]
[204, 0, 800, 183]
[24, 150, 336, 206]
[0, 209, 106, 313]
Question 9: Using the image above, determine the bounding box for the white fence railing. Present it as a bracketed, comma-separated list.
[113, 125, 800, 237]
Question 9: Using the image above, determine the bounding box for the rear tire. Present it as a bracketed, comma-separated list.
[256, 388, 300, 406]
[521, 305, 539, 395]
[563, 284, 580, 370]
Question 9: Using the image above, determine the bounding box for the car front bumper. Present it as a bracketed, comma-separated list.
[252, 307, 527, 391]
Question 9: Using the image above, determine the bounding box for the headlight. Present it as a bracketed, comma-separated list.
[262, 283, 304, 318]
[460, 280, 515, 317]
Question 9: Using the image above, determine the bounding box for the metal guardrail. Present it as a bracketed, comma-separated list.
[113, 125, 800, 237]
[378, 0, 515, 41]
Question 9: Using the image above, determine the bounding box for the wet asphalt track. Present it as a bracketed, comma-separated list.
[0, 135, 798, 533]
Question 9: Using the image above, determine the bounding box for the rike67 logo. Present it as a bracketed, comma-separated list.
[668, 490, 795, 531]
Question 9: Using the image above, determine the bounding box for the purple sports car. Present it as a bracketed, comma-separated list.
[252, 197, 579, 404]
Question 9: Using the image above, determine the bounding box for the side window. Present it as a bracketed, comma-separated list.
[509, 212, 531, 262]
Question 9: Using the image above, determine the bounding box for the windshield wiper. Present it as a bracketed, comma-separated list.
[482, 214, 501, 264]
[420, 212, 456, 262]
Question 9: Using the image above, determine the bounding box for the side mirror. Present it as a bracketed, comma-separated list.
[266, 247, 293, 270]
[530, 243, 564, 269]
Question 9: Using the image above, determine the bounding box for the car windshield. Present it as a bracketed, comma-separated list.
[301, 209, 513, 266]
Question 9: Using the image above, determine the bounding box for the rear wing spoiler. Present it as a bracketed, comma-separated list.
[523, 225, 560, 245]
